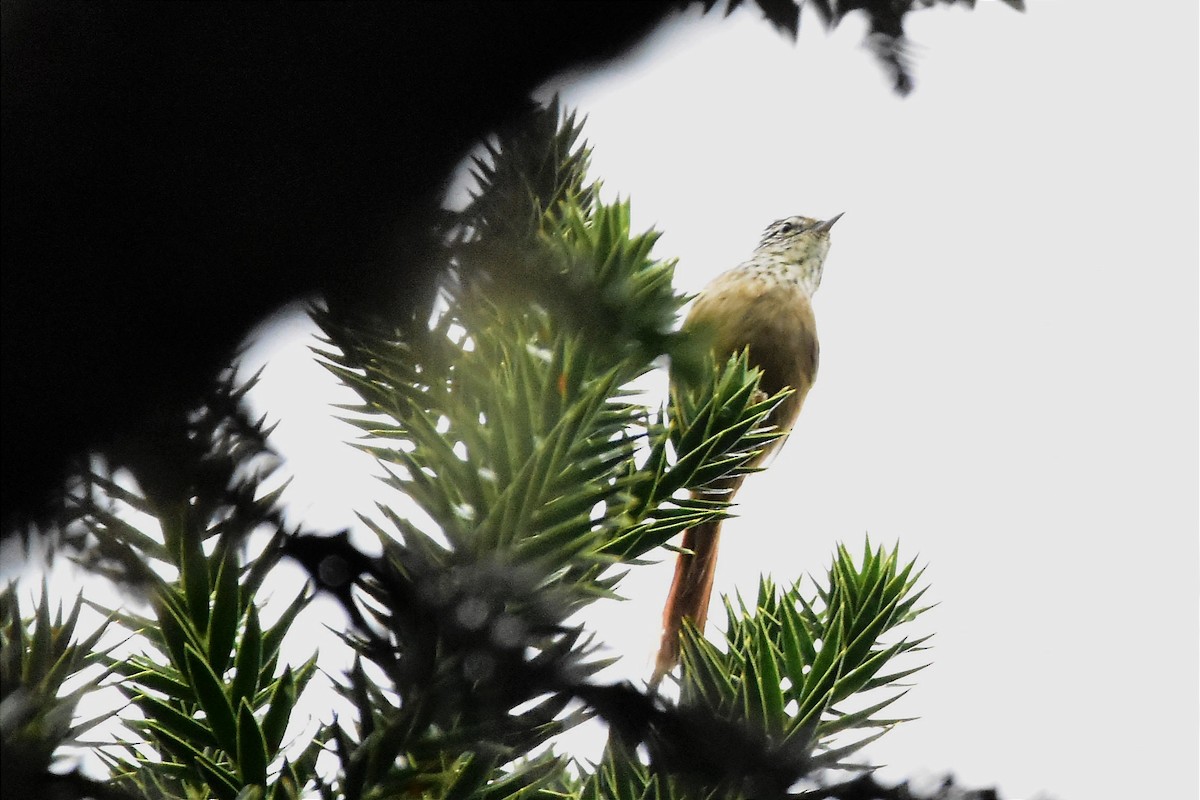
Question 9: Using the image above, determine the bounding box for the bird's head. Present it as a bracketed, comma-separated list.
[754, 213, 843, 295]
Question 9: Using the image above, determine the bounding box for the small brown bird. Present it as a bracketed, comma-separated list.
[653, 213, 842, 684]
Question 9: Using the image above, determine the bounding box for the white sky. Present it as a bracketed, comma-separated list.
[236, 3, 1198, 798]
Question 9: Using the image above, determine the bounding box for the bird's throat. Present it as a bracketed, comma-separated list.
[747, 244, 828, 297]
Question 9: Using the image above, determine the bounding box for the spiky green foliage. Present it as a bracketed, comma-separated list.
[558, 543, 930, 800]
[0, 582, 115, 793]
[573, 736, 678, 800]
[678, 541, 931, 772]
[91, 535, 318, 800]
[59, 373, 320, 800]
[443, 102, 683, 369]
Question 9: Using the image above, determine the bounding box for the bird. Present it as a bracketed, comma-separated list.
[653, 212, 842, 685]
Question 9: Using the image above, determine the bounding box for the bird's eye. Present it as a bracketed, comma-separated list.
[778, 222, 795, 235]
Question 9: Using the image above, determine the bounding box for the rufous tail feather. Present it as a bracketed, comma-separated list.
[652, 514, 723, 685]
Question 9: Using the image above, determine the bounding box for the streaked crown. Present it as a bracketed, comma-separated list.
[757, 214, 842, 248]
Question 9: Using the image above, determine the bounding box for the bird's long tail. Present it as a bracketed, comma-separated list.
[652, 513, 723, 685]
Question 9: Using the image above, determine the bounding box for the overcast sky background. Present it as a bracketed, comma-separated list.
[232, 3, 1200, 798]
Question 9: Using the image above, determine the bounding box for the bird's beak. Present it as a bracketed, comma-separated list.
[815, 212, 844, 233]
